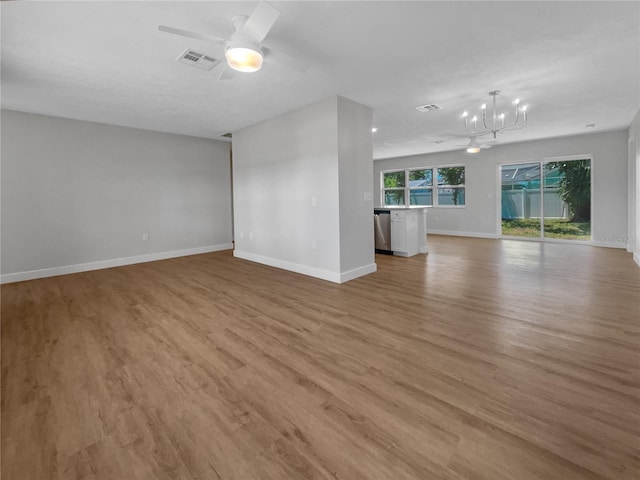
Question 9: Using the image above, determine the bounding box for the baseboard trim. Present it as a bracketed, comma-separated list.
[592, 241, 627, 249]
[0, 243, 234, 284]
[427, 230, 498, 239]
[634, 252, 640, 268]
[233, 250, 376, 284]
[339, 263, 377, 283]
[234, 250, 340, 283]
[427, 231, 628, 249]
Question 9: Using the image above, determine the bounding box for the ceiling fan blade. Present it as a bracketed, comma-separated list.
[218, 64, 236, 80]
[262, 46, 309, 73]
[241, 2, 280, 43]
[158, 25, 225, 45]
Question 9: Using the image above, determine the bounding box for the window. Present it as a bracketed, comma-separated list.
[408, 168, 433, 206]
[382, 166, 465, 207]
[436, 166, 465, 206]
[383, 170, 405, 205]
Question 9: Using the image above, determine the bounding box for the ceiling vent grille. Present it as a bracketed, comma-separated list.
[177, 49, 221, 71]
[416, 104, 442, 113]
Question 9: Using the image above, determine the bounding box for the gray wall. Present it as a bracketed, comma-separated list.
[629, 110, 640, 265]
[337, 96, 375, 273]
[232, 96, 375, 283]
[374, 130, 630, 247]
[1, 110, 233, 279]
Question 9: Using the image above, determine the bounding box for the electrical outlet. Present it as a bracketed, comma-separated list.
[142, 234, 149, 241]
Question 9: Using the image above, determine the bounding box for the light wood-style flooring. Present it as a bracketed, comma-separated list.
[2, 236, 639, 480]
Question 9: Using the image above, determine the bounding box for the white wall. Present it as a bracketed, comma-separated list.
[1, 110, 233, 282]
[232, 96, 375, 283]
[374, 130, 630, 247]
[629, 109, 640, 266]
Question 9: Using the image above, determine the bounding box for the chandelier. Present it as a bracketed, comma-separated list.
[461, 90, 528, 139]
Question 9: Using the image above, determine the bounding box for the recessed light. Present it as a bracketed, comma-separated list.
[586, 123, 596, 128]
[371, 127, 378, 133]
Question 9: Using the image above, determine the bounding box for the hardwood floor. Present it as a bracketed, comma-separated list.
[2, 235, 639, 480]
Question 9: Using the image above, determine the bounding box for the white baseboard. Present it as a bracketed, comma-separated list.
[233, 250, 376, 284]
[634, 252, 640, 268]
[0, 243, 234, 284]
[427, 229, 498, 239]
[592, 241, 627, 249]
[339, 263, 377, 283]
[428, 230, 629, 249]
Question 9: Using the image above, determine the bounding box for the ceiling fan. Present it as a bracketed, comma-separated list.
[158, 1, 306, 79]
[457, 136, 497, 153]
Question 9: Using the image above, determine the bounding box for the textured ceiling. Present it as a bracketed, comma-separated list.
[2, 1, 639, 159]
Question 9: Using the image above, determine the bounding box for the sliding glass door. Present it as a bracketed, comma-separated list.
[501, 163, 541, 238]
[500, 158, 591, 241]
[542, 160, 591, 239]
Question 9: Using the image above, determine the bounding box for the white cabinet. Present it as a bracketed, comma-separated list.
[390, 210, 407, 251]
[390, 209, 424, 257]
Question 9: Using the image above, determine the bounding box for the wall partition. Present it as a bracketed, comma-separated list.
[500, 156, 592, 241]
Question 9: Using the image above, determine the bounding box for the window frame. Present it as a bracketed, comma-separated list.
[381, 164, 466, 208]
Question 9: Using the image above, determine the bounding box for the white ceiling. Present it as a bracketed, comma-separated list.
[2, 1, 639, 159]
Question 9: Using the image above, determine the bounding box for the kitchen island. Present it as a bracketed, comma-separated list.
[374, 207, 428, 257]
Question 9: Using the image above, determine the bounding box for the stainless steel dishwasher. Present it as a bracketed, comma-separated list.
[374, 209, 392, 254]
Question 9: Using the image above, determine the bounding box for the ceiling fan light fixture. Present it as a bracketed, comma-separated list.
[466, 146, 481, 154]
[225, 45, 263, 72]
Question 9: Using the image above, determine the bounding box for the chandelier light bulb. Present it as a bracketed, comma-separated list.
[471, 116, 477, 122]
[499, 113, 505, 119]
[514, 98, 520, 105]
[481, 104, 487, 110]
[467, 146, 481, 154]
[461, 111, 468, 118]
[521, 105, 528, 112]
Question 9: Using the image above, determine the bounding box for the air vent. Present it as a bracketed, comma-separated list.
[177, 49, 221, 71]
[416, 104, 442, 112]
[434, 140, 446, 144]
[221, 132, 233, 138]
